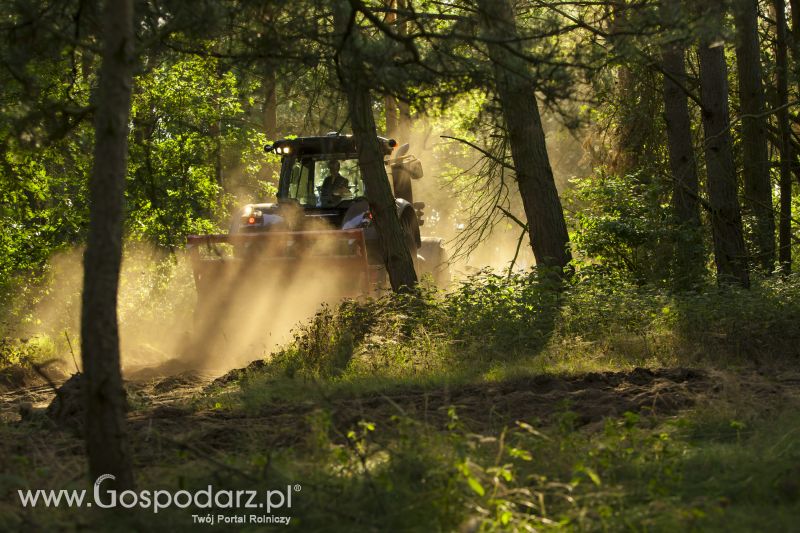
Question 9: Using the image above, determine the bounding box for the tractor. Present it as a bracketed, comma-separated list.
[186, 133, 449, 312]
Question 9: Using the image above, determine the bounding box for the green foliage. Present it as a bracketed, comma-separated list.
[232, 387, 798, 532]
[4, 390, 798, 531]
[0, 52, 274, 335]
[0, 336, 56, 368]
[0, 127, 92, 294]
[445, 270, 560, 353]
[556, 273, 800, 366]
[567, 170, 689, 285]
[233, 270, 800, 408]
[0, 47, 275, 297]
[2, 1, 800, 531]
[195, 277, 800, 450]
[236, 272, 561, 399]
[663, 275, 800, 361]
[127, 54, 273, 248]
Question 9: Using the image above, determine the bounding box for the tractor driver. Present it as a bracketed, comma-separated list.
[320, 160, 351, 199]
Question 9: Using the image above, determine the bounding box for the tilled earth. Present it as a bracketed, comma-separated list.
[135, 367, 714, 450]
[2, 359, 800, 529]
[135, 367, 800, 452]
[3, 364, 799, 459]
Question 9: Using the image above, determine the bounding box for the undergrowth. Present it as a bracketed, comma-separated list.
[3, 270, 800, 531]
[224, 270, 800, 410]
[3, 381, 798, 532]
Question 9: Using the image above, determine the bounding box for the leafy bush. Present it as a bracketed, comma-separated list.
[566, 170, 702, 286]
[665, 274, 800, 361]
[240, 269, 800, 394]
[445, 269, 561, 355]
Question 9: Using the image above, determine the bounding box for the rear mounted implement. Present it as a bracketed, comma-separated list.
[186, 229, 374, 309]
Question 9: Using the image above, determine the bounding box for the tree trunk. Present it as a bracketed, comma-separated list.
[385, 94, 399, 136]
[397, 99, 411, 142]
[333, 1, 418, 291]
[81, 0, 135, 489]
[476, 0, 572, 274]
[610, 1, 649, 175]
[262, 66, 278, 140]
[384, 0, 399, 137]
[697, 0, 750, 286]
[660, 0, 705, 288]
[396, 0, 412, 141]
[734, 0, 776, 272]
[792, 0, 800, 34]
[789, 0, 800, 54]
[773, 0, 793, 272]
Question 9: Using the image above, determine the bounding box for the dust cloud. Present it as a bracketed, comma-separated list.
[181, 230, 365, 376]
[20, 116, 586, 379]
[25, 238, 362, 378]
[389, 111, 588, 277]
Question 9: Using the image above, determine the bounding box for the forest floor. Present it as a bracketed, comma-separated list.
[2, 365, 792, 441]
[1, 359, 799, 531]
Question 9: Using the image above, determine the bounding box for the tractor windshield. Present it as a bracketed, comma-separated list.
[284, 157, 365, 208]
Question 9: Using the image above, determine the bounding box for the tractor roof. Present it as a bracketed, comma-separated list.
[267, 134, 396, 157]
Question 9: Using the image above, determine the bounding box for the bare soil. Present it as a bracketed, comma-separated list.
[2, 365, 798, 467]
[128, 367, 798, 451]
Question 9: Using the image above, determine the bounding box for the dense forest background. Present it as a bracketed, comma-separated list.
[2, 0, 797, 300]
[2, 0, 800, 531]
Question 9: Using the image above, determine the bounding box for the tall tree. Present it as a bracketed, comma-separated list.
[773, 0, 793, 272]
[476, 0, 572, 275]
[383, 0, 412, 141]
[734, 0, 776, 272]
[697, 0, 750, 286]
[333, 0, 418, 291]
[262, 66, 278, 141]
[660, 0, 705, 288]
[384, 0, 400, 137]
[395, 0, 412, 140]
[81, 0, 135, 488]
[788, 0, 800, 76]
[610, 2, 655, 175]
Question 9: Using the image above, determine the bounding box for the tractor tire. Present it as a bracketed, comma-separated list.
[418, 237, 450, 288]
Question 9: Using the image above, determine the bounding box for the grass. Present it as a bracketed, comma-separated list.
[194, 270, 800, 417]
[2, 369, 798, 532]
[2, 270, 800, 530]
